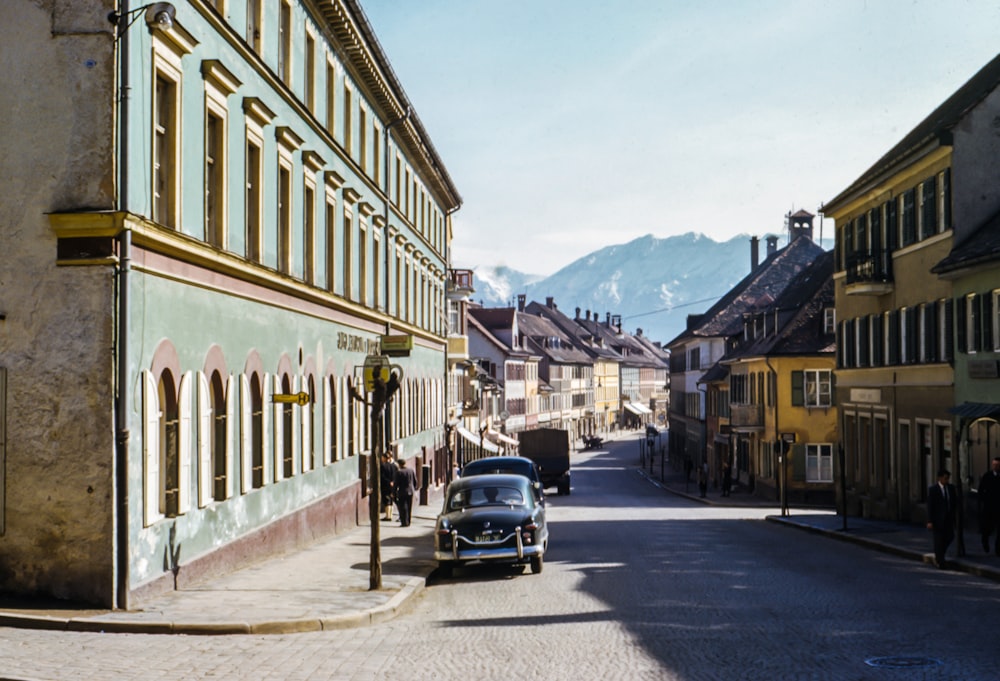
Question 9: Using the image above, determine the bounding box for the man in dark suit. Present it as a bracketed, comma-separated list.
[979, 457, 1000, 554]
[393, 458, 419, 527]
[927, 468, 958, 569]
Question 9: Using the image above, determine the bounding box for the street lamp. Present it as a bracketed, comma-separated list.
[350, 355, 402, 590]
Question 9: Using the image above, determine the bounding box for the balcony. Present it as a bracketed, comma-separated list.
[730, 403, 764, 430]
[447, 269, 475, 298]
[845, 250, 893, 296]
[447, 335, 469, 361]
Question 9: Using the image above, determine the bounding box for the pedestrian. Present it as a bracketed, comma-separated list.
[697, 462, 708, 498]
[393, 457, 419, 527]
[978, 457, 1000, 555]
[721, 461, 732, 497]
[927, 468, 958, 569]
[379, 452, 397, 522]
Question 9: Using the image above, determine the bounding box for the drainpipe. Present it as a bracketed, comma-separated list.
[114, 0, 133, 611]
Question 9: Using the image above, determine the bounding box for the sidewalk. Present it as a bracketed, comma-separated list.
[0, 511, 440, 636]
[642, 465, 1000, 584]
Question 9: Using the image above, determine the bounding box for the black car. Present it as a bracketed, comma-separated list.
[461, 455, 545, 502]
[434, 474, 548, 576]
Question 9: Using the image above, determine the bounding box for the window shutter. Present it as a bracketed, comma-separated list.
[872, 314, 884, 366]
[885, 200, 898, 252]
[943, 168, 952, 230]
[241, 375, 252, 493]
[791, 371, 804, 406]
[982, 293, 994, 351]
[830, 372, 837, 406]
[944, 298, 954, 362]
[905, 308, 918, 364]
[791, 444, 806, 482]
[143, 371, 162, 527]
[956, 296, 968, 353]
[198, 372, 212, 508]
[926, 304, 938, 362]
[225, 374, 236, 499]
[178, 371, 193, 515]
[271, 374, 282, 482]
[887, 310, 900, 365]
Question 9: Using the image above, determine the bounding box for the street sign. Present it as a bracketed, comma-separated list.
[273, 391, 310, 406]
[363, 355, 392, 392]
[380, 334, 413, 357]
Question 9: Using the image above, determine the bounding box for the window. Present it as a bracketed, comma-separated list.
[343, 204, 354, 299]
[344, 86, 353, 157]
[806, 443, 833, 483]
[245, 138, 262, 261]
[324, 190, 337, 292]
[901, 189, 916, 246]
[919, 176, 937, 240]
[823, 308, 836, 335]
[373, 122, 382, 185]
[246, 0, 262, 54]
[202, 61, 239, 248]
[325, 60, 337, 136]
[278, 162, 292, 274]
[204, 110, 224, 246]
[278, 1, 292, 84]
[153, 72, 178, 228]
[303, 181, 315, 284]
[939, 298, 953, 362]
[359, 107, 368, 173]
[792, 370, 831, 407]
[304, 32, 316, 112]
[994, 291, 1000, 352]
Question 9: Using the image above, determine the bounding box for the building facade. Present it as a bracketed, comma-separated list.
[2, 0, 459, 607]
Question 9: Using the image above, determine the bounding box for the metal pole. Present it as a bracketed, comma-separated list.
[369, 400, 382, 590]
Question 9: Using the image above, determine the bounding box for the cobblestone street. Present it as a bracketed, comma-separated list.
[1, 440, 998, 680]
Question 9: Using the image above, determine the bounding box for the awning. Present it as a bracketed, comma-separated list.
[456, 425, 500, 453]
[486, 431, 520, 447]
[949, 402, 1000, 420]
[625, 402, 652, 415]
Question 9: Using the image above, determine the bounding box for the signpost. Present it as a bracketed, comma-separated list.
[350, 354, 403, 590]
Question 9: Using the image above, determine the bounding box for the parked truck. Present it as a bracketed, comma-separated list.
[517, 427, 572, 495]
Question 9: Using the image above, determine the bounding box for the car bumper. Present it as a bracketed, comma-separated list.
[434, 529, 544, 563]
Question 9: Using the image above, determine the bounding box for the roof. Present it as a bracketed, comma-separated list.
[667, 235, 826, 347]
[515, 310, 593, 365]
[825, 51, 1000, 212]
[932, 207, 1000, 275]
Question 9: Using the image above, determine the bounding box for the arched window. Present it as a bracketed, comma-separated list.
[250, 372, 264, 488]
[210, 370, 228, 501]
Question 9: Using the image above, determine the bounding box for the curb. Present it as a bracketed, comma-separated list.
[0, 575, 432, 637]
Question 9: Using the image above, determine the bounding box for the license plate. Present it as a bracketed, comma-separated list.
[476, 533, 499, 543]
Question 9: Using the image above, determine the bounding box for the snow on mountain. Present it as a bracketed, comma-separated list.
[465, 232, 833, 345]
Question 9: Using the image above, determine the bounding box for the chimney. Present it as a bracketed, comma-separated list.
[546, 296, 555, 309]
[586, 310, 591, 321]
[606, 312, 611, 327]
[636, 327, 643, 337]
[750, 236, 759, 271]
[575, 306, 581, 320]
[517, 294, 526, 312]
[766, 235, 778, 257]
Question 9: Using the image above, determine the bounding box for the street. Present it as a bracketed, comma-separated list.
[1, 438, 998, 680]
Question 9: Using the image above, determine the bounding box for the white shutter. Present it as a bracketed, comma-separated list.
[178, 371, 193, 514]
[291, 374, 301, 476]
[301, 376, 312, 473]
[143, 371, 162, 526]
[322, 376, 331, 465]
[240, 374, 252, 493]
[198, 372, 212, 508]
[225, 374, 236, 499]
[265, 373, 276, 484]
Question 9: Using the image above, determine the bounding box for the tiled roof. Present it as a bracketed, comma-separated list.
[932, 207, 1000, 275]
[668, 236, 825, 346]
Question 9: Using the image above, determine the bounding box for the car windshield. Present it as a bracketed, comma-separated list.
[448, 485, 526, 510]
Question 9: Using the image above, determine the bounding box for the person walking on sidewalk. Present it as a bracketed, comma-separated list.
[721, 461, 732, 497]
[697, 462, 708, 498]
[393, 458, 419, 527]
[927, 469, 958, 569]
[978, 457, 1000, 555]
[380, 452, 398, 521]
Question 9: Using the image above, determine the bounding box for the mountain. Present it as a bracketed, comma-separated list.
[467, 232, 833, 345]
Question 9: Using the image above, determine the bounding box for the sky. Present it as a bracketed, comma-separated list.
[359, 1, 1000, 277]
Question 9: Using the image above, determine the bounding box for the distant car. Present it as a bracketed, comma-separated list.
[434, 474, 549, 576]
[461, 455, 545, 503]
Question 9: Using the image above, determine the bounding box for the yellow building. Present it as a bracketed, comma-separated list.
[725, 251, 837, 506]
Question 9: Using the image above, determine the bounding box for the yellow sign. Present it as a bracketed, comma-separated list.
[363, 355, 392, 392]
[380, 334, 413, 357]
[273, 391, 311, 406]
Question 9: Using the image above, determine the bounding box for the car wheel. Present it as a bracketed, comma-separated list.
[558, 479, 570, 496]
[530, 554, 543, 574]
